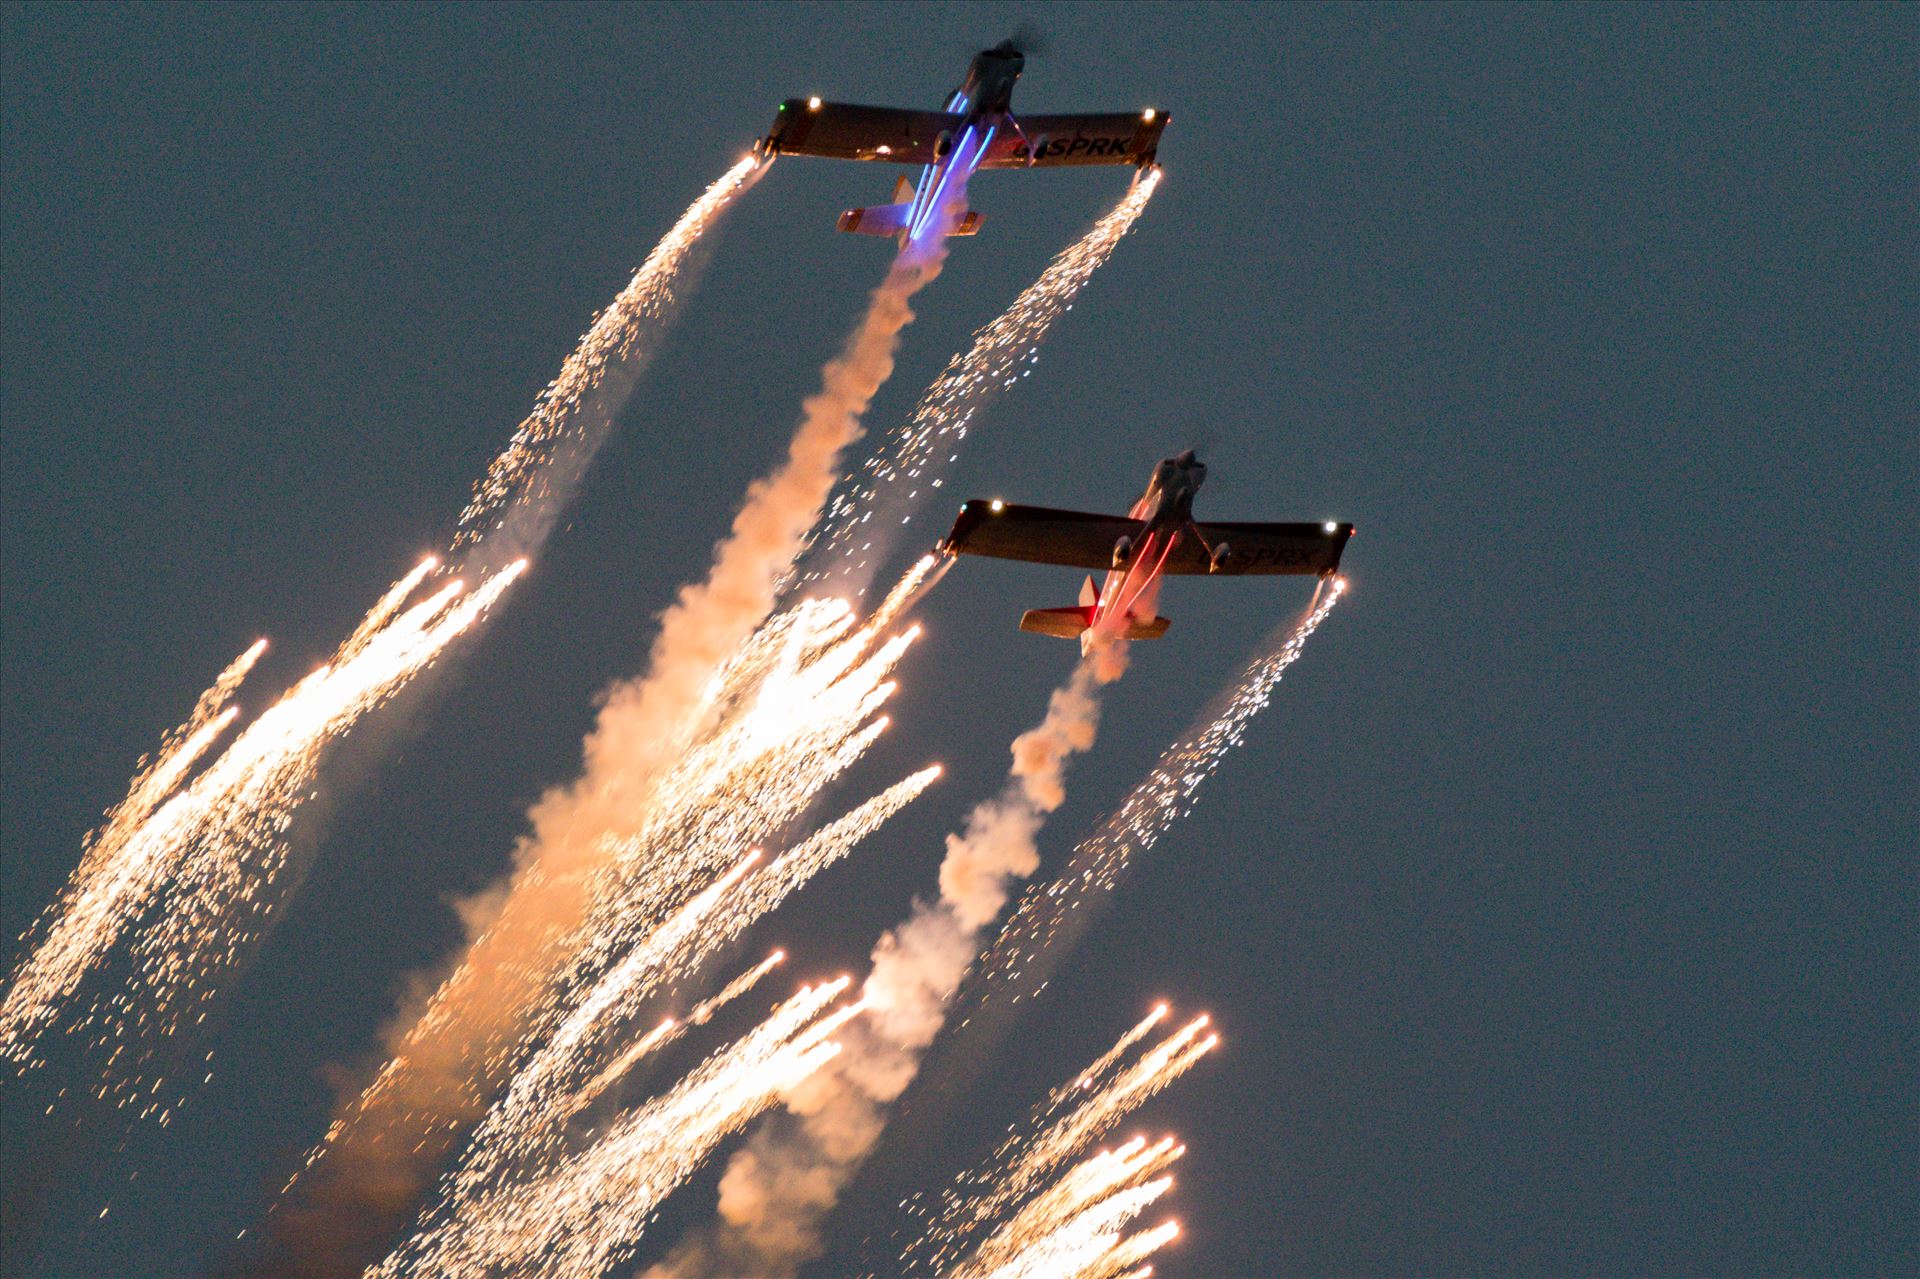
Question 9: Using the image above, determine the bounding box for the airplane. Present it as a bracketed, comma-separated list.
[754, 38, 1169, 246]
[937, 451, 1353, 650]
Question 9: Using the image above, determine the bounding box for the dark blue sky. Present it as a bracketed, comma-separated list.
[3, 4, 1913, 1276]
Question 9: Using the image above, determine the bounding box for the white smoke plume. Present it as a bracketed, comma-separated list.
[645, 642, 1129, 1278]
[268, 235, 951, 1272]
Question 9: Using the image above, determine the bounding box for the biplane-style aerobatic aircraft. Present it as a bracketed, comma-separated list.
[939, 452, 1353, 651]
[754, 37, 1168, 245]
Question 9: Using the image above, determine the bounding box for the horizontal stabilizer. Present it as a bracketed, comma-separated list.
[1018, 606, 1169, 641]
[838, 202, 985, 237]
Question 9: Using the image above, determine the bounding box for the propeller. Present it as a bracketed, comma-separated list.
[1007, 22, 1050, 58]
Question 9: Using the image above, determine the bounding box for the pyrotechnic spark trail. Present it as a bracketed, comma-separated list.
[66, 564, 524, 1115]
[281, 194, 957, 1261]
[277, 572, 937, 1271]
[451, 762, 940, 1193]
[337, 556, 440, 659]
[6, 156, 761, 1088]
[903, 1008, 1214, 1278]
[0, 567, 521, 1083]
[373, 980, 862, 1279]
[454, 156, 763, 558]
[949, 1154, 1178, 1279]
[971, 579, 1348, 1004]
[0, 641, 261, 1065]
[645, 644, 1128, 1279]
[801, 168, 1162, 593]
[568, 948, 785, 1116]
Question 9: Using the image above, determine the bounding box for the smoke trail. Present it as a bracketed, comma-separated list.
[454, 156, 763, 564]
[799, 168, 1162, 595]
[969, 580, 1346, 1007]
[645, 642, 1129, 1279]
[274, 227, 954, 1266]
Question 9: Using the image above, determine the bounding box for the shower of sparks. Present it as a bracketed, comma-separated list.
[337, 555, 440, 659]
[459, 764, 940, 1189]
[5, 158, 760, 1100]
[0, 639, 262, 1065]
[567, 948, 786, 1116]
[947, 1143, 1181, 1279]
[390, 750, 938, 1218]
[904, 1008, 1215, 1279]
[1, 564, 522, 1089]
[293, 561, 940, 1207]
[375, 980, 863, 1279]
[972, 578, 1347, 1002]
[453, 156, 763, 552]
[798, 168, 1163, 592]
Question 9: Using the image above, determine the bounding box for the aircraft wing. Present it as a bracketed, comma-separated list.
[763, 99, 962, 163]
[980, 111, 1170, 168]
[942, 501, 1141, 570]
[943, 502, 1353, 576]
[1172, 521, 1354, 576]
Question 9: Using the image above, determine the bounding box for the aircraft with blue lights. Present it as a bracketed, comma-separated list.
[938, 452, 1352, 652]
[754, 38, 1168, 246]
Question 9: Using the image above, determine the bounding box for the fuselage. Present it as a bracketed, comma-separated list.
[1088, 451, 1208, 640]
[902, 43, 1025, 242]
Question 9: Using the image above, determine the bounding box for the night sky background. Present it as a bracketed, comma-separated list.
[3, 4, 1913, 1276]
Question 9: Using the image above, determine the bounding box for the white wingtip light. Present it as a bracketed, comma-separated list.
[808, 96, 822, 111]
[990, 499, 1005, 512]
[1323, 520, 1338, 533]
[1143, 107, 1157, 123]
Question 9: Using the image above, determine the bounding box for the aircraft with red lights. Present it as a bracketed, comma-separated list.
[938, 451, 1352, 650]
[754, 38, 1168, 246]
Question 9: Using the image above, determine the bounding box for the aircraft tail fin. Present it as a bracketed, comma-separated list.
[837, 175, 985, 239]
[1018, 603, 1169, 641]
[839, 202, 913, 236]
[1019, 606, 1094, 639]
